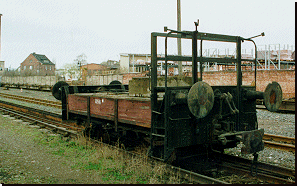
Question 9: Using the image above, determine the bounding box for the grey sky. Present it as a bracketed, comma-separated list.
[0, 0, 295, 69]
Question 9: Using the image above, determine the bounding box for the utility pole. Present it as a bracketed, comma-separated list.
[177, 0, 182, 76]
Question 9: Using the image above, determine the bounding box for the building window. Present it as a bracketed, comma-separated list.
[30, 60, 32, 63]
[30, 66, 33, 70]
[45, 66, 48, 70]
[24, 66, 26, 70]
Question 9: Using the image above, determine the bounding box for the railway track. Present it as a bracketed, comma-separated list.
[0, 91, 295, 153]
[215, 152, 295, 184]
[0, 99, 227, 184]
[256, 99, 295, 113]
[0, 99, 294, 184]
[263, 133, 295, 152]
[0, 92, 61, 109]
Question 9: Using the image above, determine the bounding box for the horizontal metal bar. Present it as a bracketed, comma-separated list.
[154, 86, 191, 92]
[169, 117, 191, 121]
[152, 133, 165, 138]
[152, 32, 239, 42]
[157, 56, 238, 63]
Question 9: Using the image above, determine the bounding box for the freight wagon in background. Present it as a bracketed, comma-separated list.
[0, 74, 125, 91]
[0, 76, 61, 90]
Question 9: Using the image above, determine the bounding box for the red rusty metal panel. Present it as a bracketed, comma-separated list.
[90, 97, 115, 120]
[68, 94, 88, 112]
[118, 99, 151, 128]
[68, 93, 152, 129]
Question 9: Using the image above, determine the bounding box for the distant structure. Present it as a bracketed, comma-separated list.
[120, 53, 151, 73]
[20, 52, 55, 76]
[81, 63, 108, 77]
[120, 46, 295, 76]
[105, 60, 120, 72]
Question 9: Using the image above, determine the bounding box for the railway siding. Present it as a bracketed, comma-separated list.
[0, 87, 295, 170]
[0, 101, 294, 184]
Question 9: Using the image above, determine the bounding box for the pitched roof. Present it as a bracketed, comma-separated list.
[32, 52, 55, 65]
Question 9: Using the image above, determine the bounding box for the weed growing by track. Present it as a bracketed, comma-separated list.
[0, 114, 190, 184]
[34, 133, 190, 184]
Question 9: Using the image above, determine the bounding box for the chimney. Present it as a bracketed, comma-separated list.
[0, 14, 2, 60]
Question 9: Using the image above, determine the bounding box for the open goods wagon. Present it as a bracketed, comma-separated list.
[53, 22, 282, 166]
[1, 76, 59, 90]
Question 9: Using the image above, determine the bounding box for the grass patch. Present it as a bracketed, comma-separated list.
[84, 162, 102, 170]
[34, 133, 191, 184]
[1, 115, 192, 184]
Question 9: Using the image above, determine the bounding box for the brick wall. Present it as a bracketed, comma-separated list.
[122, 73, 147, 84]
[122, 70, 295, 99]
[200, 70, 295, 99]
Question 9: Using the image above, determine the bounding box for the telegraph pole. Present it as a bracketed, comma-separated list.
[177, 0, 182, 76]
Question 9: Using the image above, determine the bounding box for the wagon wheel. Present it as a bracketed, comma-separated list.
[187, 81, 214, 119]
[109, 80, 126, 91]
[264, 81, 282, 112]
[52, 81, 69, 100]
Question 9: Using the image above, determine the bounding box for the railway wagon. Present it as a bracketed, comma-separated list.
[53, 23, 283, 168]
[1, 76, 59, 90]
[0, 74, 124, 90]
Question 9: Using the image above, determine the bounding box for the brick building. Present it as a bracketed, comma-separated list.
[20, 52, 55, 76]
[81, 63, 108, 78]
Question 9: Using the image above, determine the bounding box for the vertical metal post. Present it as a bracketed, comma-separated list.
[114, 99, 118, 132]
[177, 0, 182, 76]
[192, 31, 198, 84]
[278, 44, 281, 70]
[128, 55, 130, 73]
[199, 39, 203, 81]
[133, 54, 135, 73]
[268, 45, 270, 70]
[87, 96, 91, 128]
[150, 33, 158, 149]
[264, 45, 267, 70]
[236, 37, 242, 130]
[254, 41, 257, 88]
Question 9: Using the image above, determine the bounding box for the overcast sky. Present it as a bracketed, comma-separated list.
[0, 0, 295, 69]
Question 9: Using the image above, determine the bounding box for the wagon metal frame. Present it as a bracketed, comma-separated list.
[149, 22, 264, 161]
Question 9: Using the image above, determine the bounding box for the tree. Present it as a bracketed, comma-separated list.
[61, 63, 80, 81]
[74, 53, 87, 80]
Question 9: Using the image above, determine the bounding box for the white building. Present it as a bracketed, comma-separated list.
[120, 53, 151, 73]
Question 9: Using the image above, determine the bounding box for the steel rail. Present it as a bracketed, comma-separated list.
[264, 133, 295, 145]
[215, 152, 295, 184]
[263, 133, 295, 152]
[0, 92, 61, 108]
[256, 99, 295, 112]
[0, 100, 81, 132]
[263, 141, 295, 152]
